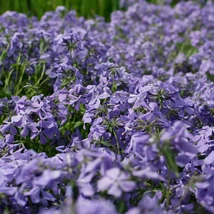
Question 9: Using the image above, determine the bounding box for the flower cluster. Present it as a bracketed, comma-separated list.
[1, 0, 214, 213]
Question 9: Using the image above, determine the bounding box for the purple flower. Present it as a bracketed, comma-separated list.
[76, 198, 117, 214]
[126, 133, 150, 154]
[98, 167, 136, 197]
[33, 170, 61, 187]
[204, 151, 214, 165]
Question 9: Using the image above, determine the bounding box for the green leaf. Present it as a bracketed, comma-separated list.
[161, 143, 179, 177]
[0, 50, 7, 61]
[176, 42, 198, 57]
[74, 121, 83, 129]
[115, 200, 128, 213]
[206, 72, 214, 82]
[100, 140, 113, 147]
[111, 82, 117, 93]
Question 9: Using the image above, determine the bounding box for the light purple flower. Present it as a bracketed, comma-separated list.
[98, 167, 136, 197]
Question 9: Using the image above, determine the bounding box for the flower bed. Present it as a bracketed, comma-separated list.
[0, 1, 214, 213]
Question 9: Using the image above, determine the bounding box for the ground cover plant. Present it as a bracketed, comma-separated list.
[1, 0, 214, 213]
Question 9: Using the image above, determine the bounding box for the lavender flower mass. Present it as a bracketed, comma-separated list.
[0, 0, 214, 213]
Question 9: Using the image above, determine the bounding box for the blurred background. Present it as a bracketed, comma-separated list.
[0, 0, 209, 20]
[0, 0, 120, 20]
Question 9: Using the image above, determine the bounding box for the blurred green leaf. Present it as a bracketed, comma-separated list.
[176, 42, 198, 57]
[206, 72, 214, 82]
[161, 142, 179, 177]
[74, 121, 83, 129]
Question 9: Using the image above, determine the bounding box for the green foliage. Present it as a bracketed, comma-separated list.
[20, 135, 58, 157]
[0, 58, 53, 99]
[0, 0, 120, 21]
[206, 72, 214, 82]
[176, 42, 198, 58]
[161, 143, 179, 177]
[115, 200, 128, 213]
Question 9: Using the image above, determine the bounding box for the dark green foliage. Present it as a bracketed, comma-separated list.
[176, 42, 198, 58]
[0, 0, 120, 20]
[206, 72, 214, 82]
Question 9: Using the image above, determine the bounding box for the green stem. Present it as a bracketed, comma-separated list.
[15, 54, 21, 86]
[15, 64, 26, 95]
[35, 62, 45, 86]
[38, 77, 49, 87]
[166, 174, 171, 211]
[113, 129, 121, 155]
[4, 70, 13, 91]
